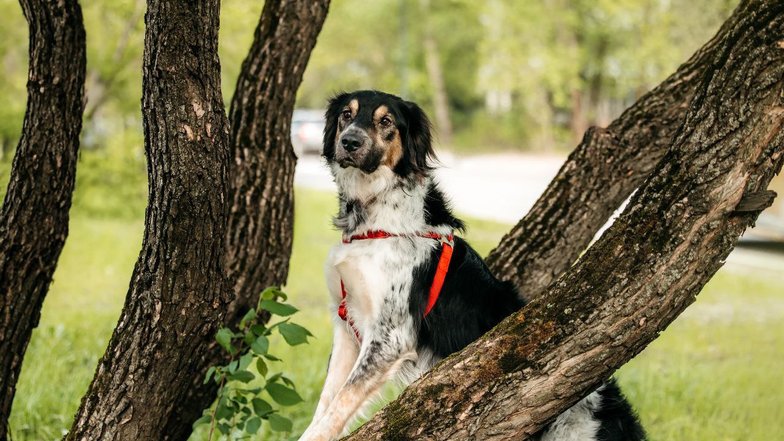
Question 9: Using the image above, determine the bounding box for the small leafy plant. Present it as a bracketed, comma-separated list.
[194, 287, 313, 440]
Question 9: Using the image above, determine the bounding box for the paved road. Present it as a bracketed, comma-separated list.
[295, 152, 566, 223]
[295, 153, 783, 274]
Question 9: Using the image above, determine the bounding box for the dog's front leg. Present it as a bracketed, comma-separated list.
[298, 334, 410, 441]
[310, 319, 359, 425]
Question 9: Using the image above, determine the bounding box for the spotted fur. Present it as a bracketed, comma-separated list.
[300, 90, 646, 441]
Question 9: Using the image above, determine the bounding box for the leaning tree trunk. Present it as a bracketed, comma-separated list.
[0, 0, 85, 437]
[65, 0, 232, 439]
[164, 1, 330, 438]
[348, 0, 783, 439]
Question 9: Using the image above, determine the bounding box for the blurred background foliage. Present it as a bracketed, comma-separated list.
[0, 0, 736, 217]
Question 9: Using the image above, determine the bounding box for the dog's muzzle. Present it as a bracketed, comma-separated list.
[336, 127, 371, 168]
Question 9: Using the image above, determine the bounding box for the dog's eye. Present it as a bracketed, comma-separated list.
[379, 117, 392, 127]
[341, 110, 352, 121]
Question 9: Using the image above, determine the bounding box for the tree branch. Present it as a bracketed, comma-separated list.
[348, 1, 784, 439]
[485, 8, 730, 299]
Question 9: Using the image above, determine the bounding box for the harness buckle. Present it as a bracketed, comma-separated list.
[439, 233, 455, 249]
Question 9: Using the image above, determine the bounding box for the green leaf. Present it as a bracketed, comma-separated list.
[251, 398, 273, 416]
[267, 413, 293, 432]
[263, 353, 281, 361]
[250, 324, 267, 336]
[239, 308, 256, 330]
[216, 422, 230, 435]
[239, 387, 262, 394]
[229, 370, 256, 383]
[238, 352, 254, 371]
[243, 331, 256, 346]
[215, 398, 232, 420]
[215, 328, 235, 353]
[260, 286, 288, 301]
[280, 375, 295, 388]
[259, 299, 298, 317]
[256, 358, 268, 377]
[278, 322, 312, 346]
[260, 286, 278, 301]
[203, 366, 216, 385]
[192, 414, 212, 428]
[251, 335, 269, 355]
[266, 382, 302, 406]
[237, 406, 251, 422]
[245, 416, 262, 434]
[228, 359, 239, 374]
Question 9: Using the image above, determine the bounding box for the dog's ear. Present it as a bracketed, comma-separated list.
[323, 92, 350, 161]
[399, 100, 436, 176]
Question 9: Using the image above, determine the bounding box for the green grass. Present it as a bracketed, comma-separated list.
[618, 272, 784, 441]
[7, 188, 784, 441]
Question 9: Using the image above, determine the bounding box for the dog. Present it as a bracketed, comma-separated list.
[299, 90, 646, 441]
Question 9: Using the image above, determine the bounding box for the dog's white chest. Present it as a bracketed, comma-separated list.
[324, 238, 435, 337]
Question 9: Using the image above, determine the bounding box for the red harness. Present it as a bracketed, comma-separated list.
[338, 230, 455, 342]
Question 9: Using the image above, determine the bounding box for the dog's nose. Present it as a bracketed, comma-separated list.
[341, 133, 363, 152]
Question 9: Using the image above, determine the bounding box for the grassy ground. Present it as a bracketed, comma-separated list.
[7, 188, 783, 441]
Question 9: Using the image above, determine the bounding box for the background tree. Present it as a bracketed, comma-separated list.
[347, 1, 783, 438]
[0, 0, 85, 438]
[0, 0, 740, 183]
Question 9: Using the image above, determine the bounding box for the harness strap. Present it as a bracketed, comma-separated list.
[342, 230, 447, 244]
[338, 231, 454, 341]
[425, 235, 454, 316]
[338, 280, 362, 342]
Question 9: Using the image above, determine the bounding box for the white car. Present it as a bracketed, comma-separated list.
[291, 109, 325, 157]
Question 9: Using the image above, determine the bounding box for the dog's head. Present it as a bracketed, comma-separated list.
[323, 90, 435, 177]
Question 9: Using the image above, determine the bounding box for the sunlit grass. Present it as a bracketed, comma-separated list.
[9, 217, 143, 440]
[8, 188, 783, 441]
[619, 270, 784, 441]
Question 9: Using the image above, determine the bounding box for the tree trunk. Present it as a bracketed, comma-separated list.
[163, 1, 330, 438]
[0, 0, 85, 437]
[65, 0, 233, 439]
[223, 0, 330, 336]
[348, 1, 783, 439]
[569, 89, 589, 145]
[484, 4, 726, 300]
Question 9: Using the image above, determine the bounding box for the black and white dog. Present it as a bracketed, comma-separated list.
[300, 90, 646, 441]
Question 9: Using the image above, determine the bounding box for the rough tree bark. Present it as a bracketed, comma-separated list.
[0, 0, 86, 437]
[65, 0, 233, 439]
[165, 1, 330, 438]
[348, 1, 783, 439]
[485, 9, 725, 299]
